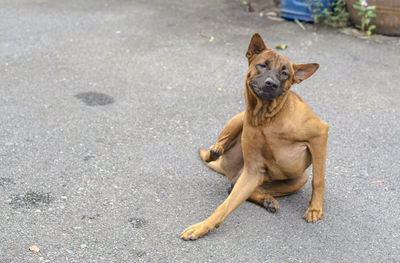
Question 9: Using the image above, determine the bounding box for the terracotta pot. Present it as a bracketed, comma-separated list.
[346, 0, 400, 36]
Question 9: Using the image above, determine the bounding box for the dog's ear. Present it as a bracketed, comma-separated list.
[293, 63, 319, 83]
[246, 33, 267, 61]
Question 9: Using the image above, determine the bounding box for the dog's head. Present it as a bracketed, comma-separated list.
[245, 33, 319, 100]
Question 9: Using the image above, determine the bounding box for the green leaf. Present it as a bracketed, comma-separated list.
[366, 10, 376, 17]
[369, 25, 376, 30]
[294, 18, 306, 30]
[307, 0, 350, 29]
[275, 44, 288, 50]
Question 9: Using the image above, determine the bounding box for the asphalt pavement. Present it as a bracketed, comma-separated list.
[1, 0, 400, 262]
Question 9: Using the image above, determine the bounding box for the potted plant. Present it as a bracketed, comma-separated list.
[346, 0, 400, 36]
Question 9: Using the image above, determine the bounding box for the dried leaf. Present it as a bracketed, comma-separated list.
[267, 16, 285, 22]
[265, 11, 278, 17]
[29, 245, 40, 253]
[372, 179, 384, 183]
[200, 33, 214, 42]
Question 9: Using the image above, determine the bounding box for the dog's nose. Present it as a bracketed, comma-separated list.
[265, 78, 278, 89]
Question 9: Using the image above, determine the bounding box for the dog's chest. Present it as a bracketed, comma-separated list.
[259, 125, 310, 176]
[261, 133, 307, 160]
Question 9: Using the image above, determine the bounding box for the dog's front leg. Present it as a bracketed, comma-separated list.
[304, 123, 328, 222]
[180, 166, 264, 240]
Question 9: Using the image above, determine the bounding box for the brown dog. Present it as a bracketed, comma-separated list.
[180, 33, 328, 240]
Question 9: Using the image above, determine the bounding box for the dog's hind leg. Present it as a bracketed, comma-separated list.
[199, 111, 244, 163]
[261, 171, 310, 197]
[248, 171, 310, 212]
[228, 176, 280, 213]
[199, 133, 244, 181]
[247, 188, 280, 213]
[198, 155, 226, 175]
[230, 172, 310, 213]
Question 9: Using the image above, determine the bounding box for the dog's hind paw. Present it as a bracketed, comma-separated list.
[209, 149, 221, 160]
[263, 198, 279, 213]
[198, 144, 223, 163]
[209, 144, 223, 158]
[199, 148, 216, 162]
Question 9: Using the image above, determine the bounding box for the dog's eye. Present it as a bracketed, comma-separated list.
[281, 71, 289, 79]
[256, 63, 269, 71]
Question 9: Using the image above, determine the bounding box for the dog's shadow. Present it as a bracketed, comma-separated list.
[276, 180, 312, 215]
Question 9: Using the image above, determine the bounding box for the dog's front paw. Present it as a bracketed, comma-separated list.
[303, 207, 323, 222]
[180, 221, 214, 241]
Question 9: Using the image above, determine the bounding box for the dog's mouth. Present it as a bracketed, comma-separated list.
[249, 82, 283, 99]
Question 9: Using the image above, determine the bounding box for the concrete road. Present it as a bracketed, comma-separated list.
[1, 0, 399, 262]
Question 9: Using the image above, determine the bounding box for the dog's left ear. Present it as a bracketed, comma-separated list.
[293, 63, 319, 83]
[246, 33, 267, 61]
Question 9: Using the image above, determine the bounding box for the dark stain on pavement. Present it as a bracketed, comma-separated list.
[128, 217, 148, 228]
[131, 249, 147, 258]
[83, 155, 95, 161]
[74, 92, 114, 106]
[10, 191, 52, 208]
[0, 177, 15, 187]
[81, 213, 101, 220]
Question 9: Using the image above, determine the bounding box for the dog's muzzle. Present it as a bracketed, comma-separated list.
[249, 77, 283, 99]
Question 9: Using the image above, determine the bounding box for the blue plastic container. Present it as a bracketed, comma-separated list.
[281, 0, 332, 22]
